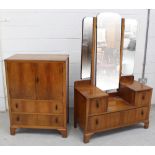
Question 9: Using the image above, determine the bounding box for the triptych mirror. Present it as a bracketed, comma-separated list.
[81, 12, 138, 91]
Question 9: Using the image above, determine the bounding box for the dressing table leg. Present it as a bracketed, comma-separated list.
[144, 120, 149, 129]
[83, 133, 93, 143]
[58, 129, 67, 138]
[10, 127, 16, 135]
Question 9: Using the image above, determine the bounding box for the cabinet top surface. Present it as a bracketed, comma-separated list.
[5, 54, 69, 61]
[120, 80, 152, 91]
[75, 85, 108, 99]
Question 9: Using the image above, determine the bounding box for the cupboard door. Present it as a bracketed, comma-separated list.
[36, 62, 63, 100]
[6, 62, 36, 99]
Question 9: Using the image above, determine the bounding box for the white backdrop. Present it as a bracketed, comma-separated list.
[0, 9, 154, 111]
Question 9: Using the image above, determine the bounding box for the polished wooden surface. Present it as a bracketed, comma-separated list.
[74, 77, 152, 143]
[5, 54, 69, 138]
[6, 54, 69, 61]
[75, 85, 108, 99]
[91, 17, 97, 85]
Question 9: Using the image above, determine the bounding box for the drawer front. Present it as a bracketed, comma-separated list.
[122, 107, 149, 125]
[12, 114, 64, 127]
[88, 112, 121, 131]
[12, 114, 37, 126]
[37, 115, 64, 127]
[11, 99, 36, 113]
[136, 107, 148, 121]
[135, 91, 151, 107]
[37, 101, 63, 114]
[11, 99, 63, 114]
[89, 97, 108, 115]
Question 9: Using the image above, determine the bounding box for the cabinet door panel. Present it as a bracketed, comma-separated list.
[6, 62, 36, 99]
[36, 62, 63, 100]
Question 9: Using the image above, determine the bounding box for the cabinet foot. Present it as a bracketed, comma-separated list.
[83, 133, 93, 143]
[58, 129, 67, 138]
[10, 127, 16, 135]
[144, 120, 149, 129]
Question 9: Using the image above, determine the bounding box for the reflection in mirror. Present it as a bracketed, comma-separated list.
[81, 17, 93, 79]
[96, 13, 121, 91]
[122, 19, 138, 76]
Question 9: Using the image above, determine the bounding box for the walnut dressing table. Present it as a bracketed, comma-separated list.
[74, 77, 152, 143]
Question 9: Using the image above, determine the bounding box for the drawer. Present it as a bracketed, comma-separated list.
[135, 91, 151, 107]
[37, 100, 63, 114]
[37, 115, 64, 127]
[11, 99, 36, 113]
[11, 99, 63, 114]
[89, 97, 108, 115]
[12, 114, 37, 126]
[136, 107, 148, 121]
[88, 112, 121, 131]
[122, 107, 149, 125]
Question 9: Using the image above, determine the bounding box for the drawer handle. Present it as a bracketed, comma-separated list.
[55, 118, 58, 123]
[15, 103, 18, 109]
[55, 105, 58, 110]
[142, 95, 145, 100]
[141, 110, 144, 116]
[96, 100, 99, 108]
[95, 119, 99, 125]
[36, 77, 39, 83]
[16, 116, 20, 122]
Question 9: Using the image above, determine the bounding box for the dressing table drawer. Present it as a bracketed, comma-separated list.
[136, 107, 148, 121]
[88, 112, 121, 131]
[135, 91, 151, 107]
[122, 107, 148, 124]
[89, 97, 108, 115]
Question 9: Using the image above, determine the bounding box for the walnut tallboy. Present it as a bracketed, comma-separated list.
[5, 54, 69, 137]
[74, 76, 152, 143]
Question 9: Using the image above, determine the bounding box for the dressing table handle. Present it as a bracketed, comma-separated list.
[141, 110, 144, 116]
[95, 119, 99, 125]
[55, 118, 58, 123]
[15, 103, 18, 109]
[16, 116, 20, 122]
[55, 105, 58, 110]
[142, 95, 145, 100]
[96, 100, 99, 108]
[36, 77, 39, 83]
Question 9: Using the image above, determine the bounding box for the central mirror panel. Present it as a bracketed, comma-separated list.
[122, 19, 138, 76]
[81, 17, 93, 79]
[96, 13, 122, 91]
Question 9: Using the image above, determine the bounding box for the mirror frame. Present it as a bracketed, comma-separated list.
[80, 17, 94, 80]
[93, 13, 123, 91]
